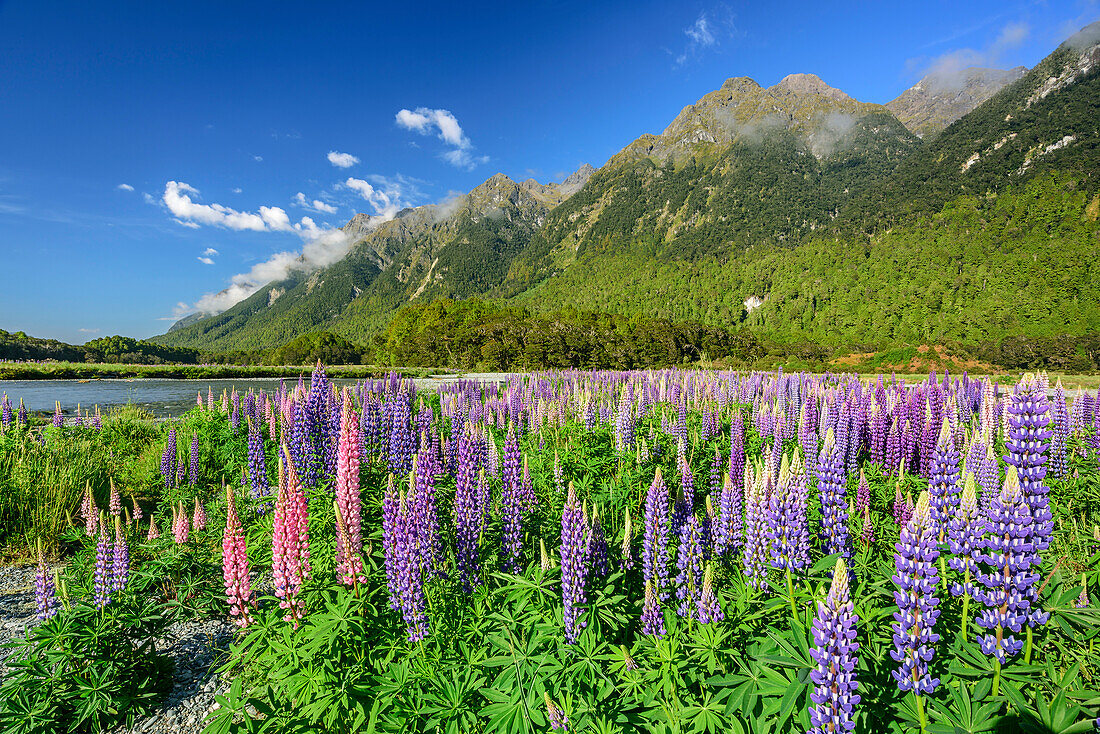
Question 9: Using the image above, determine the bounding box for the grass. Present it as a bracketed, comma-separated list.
[0, 361, 453, 380]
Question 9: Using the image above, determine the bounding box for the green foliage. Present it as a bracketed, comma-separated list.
[0, 592, 174, 734]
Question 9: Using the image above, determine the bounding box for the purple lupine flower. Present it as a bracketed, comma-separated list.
[18, 399, 27, 427]
[1003, 374, 1053, 553]
[560, 483, 589, 644]
[1074, 574, 1089, 609]
[743, 464, 771, 590]
[892, 479, 910, 526]
[974, 468, 1045, 662]
[585, 504, 610, 582]
[161, 428, 177, 490]
[977, 444, 999, 519]
[1, 395, 11, 430]
[809, 558, 861, 734]
[52, 401, 64, 429]
[890, 491, 941, 695]
[93, 516, 112, 608]
[190, 432, 199, 486]
[671, 449, 694, 537]
[35, 542, 59, 621]
[928, 418, 960, 540]
[453, 428, 482, 592]
[111, 518, 129, 594]
[714, 471, 743, 560]
[247, 418, 270, 501]
[816, 429, 851, 560]
[230, 390, 240, 431]
[641, 579, 665, 638]
[499, 423, 523, 573]
[697, 562, 723, 623]
[1049, 382, 1068, 480]
[382, 475, 401, 609]
[643, 468, 671, 600]
[413, 450, 445, 581]
[675, 514, 704, 618]
[545, 692, 569, 732]
[854, 469, 870, 517]
[391, 477, 428, 641]
[769, 452, 811, 573]
[947, 475, 985, 598]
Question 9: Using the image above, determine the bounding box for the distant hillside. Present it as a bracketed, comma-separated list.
[158, 21, 1100, 355]
[886, 66, 1027, 138]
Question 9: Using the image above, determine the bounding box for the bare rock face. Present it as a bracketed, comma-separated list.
[886, 66, 1028, 138]
[770, 73, 852, 101]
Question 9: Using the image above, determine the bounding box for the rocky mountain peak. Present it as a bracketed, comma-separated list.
[886, 66, 1028, 138]
[770, 73, 851, 101]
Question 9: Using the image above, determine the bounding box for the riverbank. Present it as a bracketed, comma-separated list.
[0, 361, 452, 381]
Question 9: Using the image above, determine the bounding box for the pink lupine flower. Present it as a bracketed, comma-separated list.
[147, 515, 160, 541]
[335, 397, 365, 586]
[192, 498, 207, 532]
[222, 484, 256, 627]
[273, 449, 311, 626]
[132, 498, 143, 523]
[172, 502, 189, 544]
[82, 486, 98, 536]
[108, 480, 122, 517]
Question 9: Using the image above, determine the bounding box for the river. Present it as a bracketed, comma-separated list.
[0, 374, 513, 418]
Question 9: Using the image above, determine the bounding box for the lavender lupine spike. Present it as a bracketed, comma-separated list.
[1050, 381, 1068, 480]
[560, 483, 589, 644]
[222, 485, 256, 627]
[769, 452, 810, 573]
[35, 539, 59, 621]
[545, 692, 569, 732]
[111, 517, 130, 594]
[890, 491, 941, 699]
[1003, 374, 1053, 554]
[162, 428, 178, 490]
[499, 424, 524, 573]
[808, 558, 861, 734]
[190, 432, 199, 486]
[974, 467, 1043, 663]
[247, 418, 270, 501]
[454, 428, 482, 592]
[93, 514, 111, 608]
[1, 395, 11, 430]
[947, 474, 985, 599]
[714, 472, 742, 559]
[643, 468, 671, 600]
[641, 579, 665, 638]
[391, 478, 429, 641]
[18, 399, 27, 427]
[675, 514, 704, 618]
[743, 464, 771, 590]
[585, 504, 610, 581]
[816, 429, 851, 560]
[1074, 574, 1089, 609]
[854, 469, 870, 517]
[977, 444, 1000, 518]
[697, 562, 723, 624]
[928, 418, 961, 540]
[335, 400, 366, 587]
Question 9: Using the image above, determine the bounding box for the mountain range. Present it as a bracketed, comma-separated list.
[158, 22, 1100, 355]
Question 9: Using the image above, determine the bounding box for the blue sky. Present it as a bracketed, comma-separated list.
[1, 0, 1096, 343]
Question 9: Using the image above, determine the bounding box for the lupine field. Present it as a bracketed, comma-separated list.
[2, 365, 1100, 734]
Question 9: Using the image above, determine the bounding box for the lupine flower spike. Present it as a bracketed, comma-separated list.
[544, 692, 569, 732]
[809, 557, 860, 734]
[222, 484, 256, 627]
[35, 538, 59, 621]
[93, 513, 112, 609]
[560, 482, 589, 644]
[890, 491, 940, 728]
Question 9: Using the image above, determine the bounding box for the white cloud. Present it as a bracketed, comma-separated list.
[143, 192, 156, 204]
[232, 187, 242, 194]
[202, 247, 218, 256]
[164, 182, 268, 231]
[175, 219, 201, 229]
[673, 8, 735, 67]
[253, 155, 263, 162]
[395, 107, 487, 169]
[345, 177, 405, 220]
[327, 151, 360, 168]
[78, 327, 100, 334]
[914, 21, 1031, 90]
[197, 256, 215, 265]
[116, 183, 134, 192]
[294, 192, 338, 214]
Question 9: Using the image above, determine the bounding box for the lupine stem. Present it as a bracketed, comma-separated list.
[915, 694, 926, 732]
[960, 574, 971, 642]
[1024, 627, 1033, 664]
[992, 658, 1001, 697]
[786, 567, 797, 621]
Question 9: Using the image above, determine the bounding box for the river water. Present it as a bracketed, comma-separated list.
[0, 374, 513, 418]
